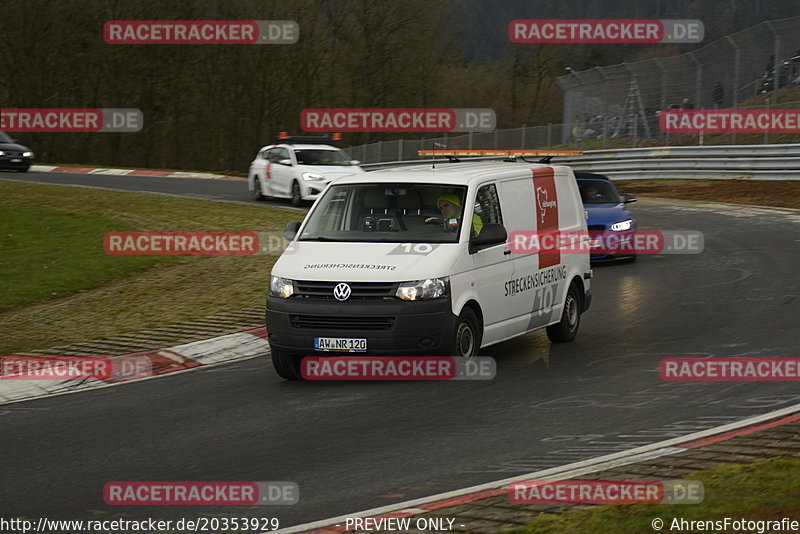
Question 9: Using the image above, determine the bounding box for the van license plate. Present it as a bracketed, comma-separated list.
[314, 337, 367, 352]
[11, 158, 22, 163]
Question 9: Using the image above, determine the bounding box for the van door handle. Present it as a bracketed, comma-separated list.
[503, 249, 512, 255]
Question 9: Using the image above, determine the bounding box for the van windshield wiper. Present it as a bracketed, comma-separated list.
[300, 235, 451, 243]
[299, 235, 359, 242]
[299, 236, 336, 241]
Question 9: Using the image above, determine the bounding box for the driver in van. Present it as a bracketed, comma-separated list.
[425, 193, 483, 236]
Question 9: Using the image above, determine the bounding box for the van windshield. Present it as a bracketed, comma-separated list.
[298, 183, 467, 243]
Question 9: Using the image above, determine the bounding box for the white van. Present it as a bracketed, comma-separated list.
[266, 155, 592, 379]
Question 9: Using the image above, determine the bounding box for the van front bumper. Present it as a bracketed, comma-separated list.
[266, 297, 456, 356]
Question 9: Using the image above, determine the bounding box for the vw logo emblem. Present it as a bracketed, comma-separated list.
[333, 283, 352, 301]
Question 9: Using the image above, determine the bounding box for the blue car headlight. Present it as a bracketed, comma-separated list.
[610, 219, 633, 231]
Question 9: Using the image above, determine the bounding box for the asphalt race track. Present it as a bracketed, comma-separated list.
[1, 170, 799, 528]
[0, 169, 287, 209]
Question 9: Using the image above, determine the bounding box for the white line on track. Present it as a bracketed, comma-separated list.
[273, 402, 800, 534]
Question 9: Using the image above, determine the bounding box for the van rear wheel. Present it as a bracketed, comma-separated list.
[546, 283, 581, 343]
[448, 308, 481, 359]
[271, 347, 302, 380]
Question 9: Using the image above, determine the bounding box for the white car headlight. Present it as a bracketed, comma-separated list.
[396, 277, 448, 301]
[610, 219, 633, 231]
[23, 151, 33, 158]
[270, 276, 294, 298]
[302, 172, 325, 182]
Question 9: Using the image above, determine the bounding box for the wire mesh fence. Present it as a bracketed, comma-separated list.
[557, 16, 800, 145]
[345, 17, 800, 164]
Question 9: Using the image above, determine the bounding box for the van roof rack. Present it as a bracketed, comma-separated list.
[275, 132, 342, 145]
[417, 149, 583, 163]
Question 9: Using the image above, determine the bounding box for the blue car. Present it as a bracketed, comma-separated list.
[575, 172, 637, 262]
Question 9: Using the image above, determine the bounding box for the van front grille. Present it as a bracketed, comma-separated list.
[294, 280, 397, 300]
[289, 315, 396, 331]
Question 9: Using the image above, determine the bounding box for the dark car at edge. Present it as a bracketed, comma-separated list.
[0, 131, 34, 172]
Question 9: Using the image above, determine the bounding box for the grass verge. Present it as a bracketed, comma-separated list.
[0, 204, 177, 310]
[0, 180, 298, 354]
[507, 456, 800, 534]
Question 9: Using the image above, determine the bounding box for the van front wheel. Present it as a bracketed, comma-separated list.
[448, 308, 481, 358]
[271, 347, 302, 380]
[546, 283, 581, 343]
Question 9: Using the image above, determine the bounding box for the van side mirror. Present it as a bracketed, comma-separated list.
[350, 160, 361, 166]
[278, 158, 292, 166]
[469, 223, 507, 254]
[622, 194, 637, 204]
[284, 221, 301, 240]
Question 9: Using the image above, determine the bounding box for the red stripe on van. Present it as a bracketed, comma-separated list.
[532, 168, 560, 268]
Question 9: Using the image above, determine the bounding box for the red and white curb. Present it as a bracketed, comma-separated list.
[0, 327, 269, 404]
[30, 164, 245, 181]
[274, 404, 800, 534]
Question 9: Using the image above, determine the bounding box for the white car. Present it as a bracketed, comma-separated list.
[248, 138, 365, 206]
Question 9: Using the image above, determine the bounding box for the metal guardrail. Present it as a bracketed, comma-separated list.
[361, 143, 800, 180]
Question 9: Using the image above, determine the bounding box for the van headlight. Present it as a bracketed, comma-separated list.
[396, 277, 448, 301]
[23, 151, 34, 158]
[302, 172, 325, 181]
[610, 219, 633, 231]
[270, 276, 294, 298]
